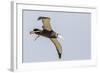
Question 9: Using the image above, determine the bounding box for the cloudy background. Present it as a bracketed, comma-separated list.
[22, 10, 91, 63]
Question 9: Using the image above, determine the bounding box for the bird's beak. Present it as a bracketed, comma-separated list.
[58, 34, 64, 40]
[30, 31, 34, 35]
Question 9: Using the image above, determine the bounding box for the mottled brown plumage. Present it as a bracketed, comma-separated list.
[30, 16, 62, 59]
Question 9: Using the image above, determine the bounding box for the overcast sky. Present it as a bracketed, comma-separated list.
[22, 10, 91, 63]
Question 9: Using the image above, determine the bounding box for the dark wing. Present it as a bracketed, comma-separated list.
[50, 38, 62, 59]
[38, 17, 52, 31]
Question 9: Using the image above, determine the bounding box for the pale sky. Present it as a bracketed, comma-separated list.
[22, 10, 91, 63]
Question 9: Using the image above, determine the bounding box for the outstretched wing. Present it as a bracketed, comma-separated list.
[38, 17, 52, 31]
[50, 38, 62, 59]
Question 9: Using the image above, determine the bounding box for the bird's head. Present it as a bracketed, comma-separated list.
[33, 29, 40, 32]
[30, 28, 41, 35]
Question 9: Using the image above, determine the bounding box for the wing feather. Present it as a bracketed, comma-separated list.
[50, 38, 62, 59]
[42, 18, 52, 31]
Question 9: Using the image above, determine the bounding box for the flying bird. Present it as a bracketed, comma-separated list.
[30, 16, 62, 59]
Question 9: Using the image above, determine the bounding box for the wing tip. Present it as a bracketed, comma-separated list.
[57, 49, 62, 59]
[38, 16, 50, 20]
[58, 53, 62, 59]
